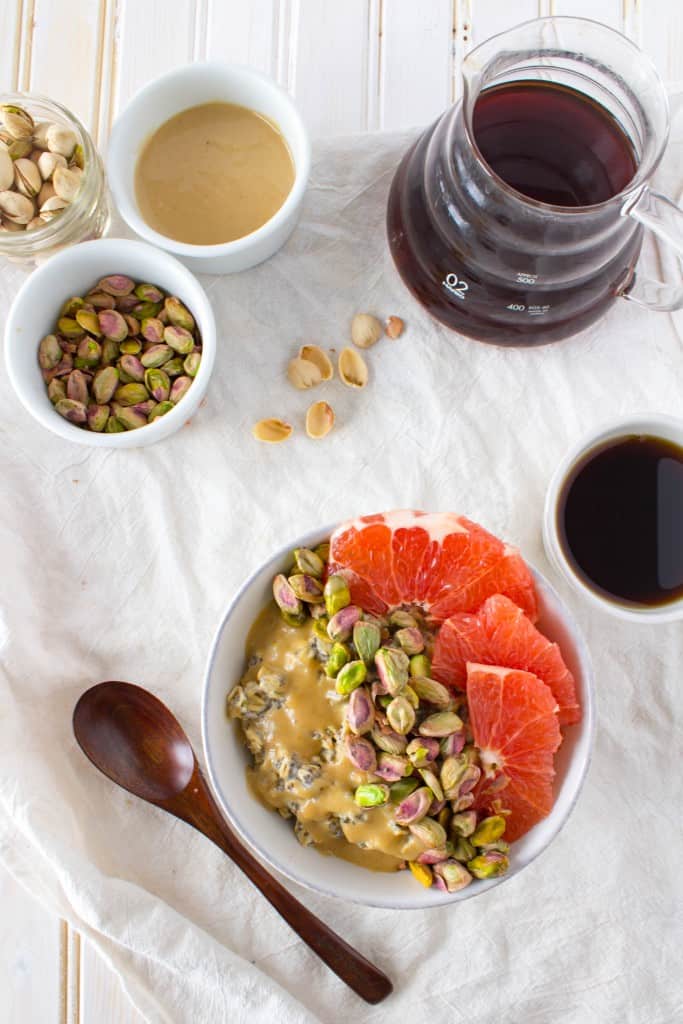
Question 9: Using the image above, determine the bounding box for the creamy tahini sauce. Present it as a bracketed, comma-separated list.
[232, 604, 423, 871]
[135, 101, 295, 245]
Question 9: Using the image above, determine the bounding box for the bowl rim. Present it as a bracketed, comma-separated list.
[543, 413, 683, 623]
[4, 237, 216, 448]
[201, 521, 596, 909]
[106, 60, 312, 258]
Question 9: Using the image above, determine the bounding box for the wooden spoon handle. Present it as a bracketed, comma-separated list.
[175, 770, 393, 1004]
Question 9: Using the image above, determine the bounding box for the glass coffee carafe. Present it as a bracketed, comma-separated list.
[387, 17, 683, 346]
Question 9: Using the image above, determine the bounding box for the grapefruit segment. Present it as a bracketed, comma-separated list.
[329, 511, 537, 622]
[432, 594, 581, 726]
[466, 663, 562, 841]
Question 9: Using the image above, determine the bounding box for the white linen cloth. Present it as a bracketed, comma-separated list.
[1, 90, 683, 1024]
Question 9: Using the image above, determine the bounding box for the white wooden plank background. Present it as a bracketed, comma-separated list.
[1, 1, 681, 1021]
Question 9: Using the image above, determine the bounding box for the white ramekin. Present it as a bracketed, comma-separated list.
[543, 414, 683, 623]
[202, 523, 594, 910]
[5, 237, 216, 448]
[106, 62, 311, 275]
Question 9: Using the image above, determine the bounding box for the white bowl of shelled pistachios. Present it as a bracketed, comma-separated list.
[5, 237, 216, 446]
[202, 522, 595, 909]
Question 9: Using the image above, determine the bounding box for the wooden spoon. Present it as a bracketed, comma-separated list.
[72, 681, 393, 1004]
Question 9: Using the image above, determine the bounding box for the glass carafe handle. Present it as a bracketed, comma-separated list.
[621, 188, 683, 311]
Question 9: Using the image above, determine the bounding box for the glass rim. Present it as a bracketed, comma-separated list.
[460, 15, 671, 215]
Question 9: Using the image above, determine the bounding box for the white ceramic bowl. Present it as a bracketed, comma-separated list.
[202, 524, 595, 909]
[5, 237, 216, 448]
[543, 414, 683, 623]
[107, 62, 311, 274]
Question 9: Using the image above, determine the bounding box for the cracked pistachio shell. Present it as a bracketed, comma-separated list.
[66, 369, 89, 404]
[38, 334, 62, 370]
[37, 150, 67, 181]
[47, 378, 66, 404]
[54, 398, 86, 424]
[145, 368, 170, 402]
[164, 296, 195, 331]
[13, 158, 41, 198]
[183, 352, 201, 378]
[0, 104, 34, 140]
[53, 165, 82, 202]
[305, 400, 335, 439]
[86, 404, 109, 432]
[46, 124, 77, 158]
[148, 401, 174, 422]
[0, 148, 13, 190]
[98, 309, 128, 342]
[75, 309, 101, 336]
[119, 355, 145, 383]
[293, 548, 325, 578]
[299, 345, 333, 381]
[92, 366, 119, 404]
[351, 313, 382, 349]
[114, 382, 149, 407]
[163, 324, 194, 354]
[338, 346, 368, 388]
[98, 274, 135, 297]
[37, 181, 55, 208]
[31, 121, 51, 150]
[169, 375, 192, 404]
[344, 734, 377, 773]
[140, 344, 172, 368]
[7, 138, 33, 160]
[287, 356, 322, 390]
[252, 418, 292, 443]
[39, 195, 68, 220]
[0, 189, 34, 224]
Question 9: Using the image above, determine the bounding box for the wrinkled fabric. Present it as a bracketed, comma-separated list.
[1, 89, 682, 1024]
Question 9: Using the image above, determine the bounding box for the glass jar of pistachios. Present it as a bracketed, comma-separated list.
[0, 93, 109, 265]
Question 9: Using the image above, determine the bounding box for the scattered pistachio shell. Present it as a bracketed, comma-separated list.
[39, 195, 68, 221]
[46, 123, 77, 159]
[0, 104, 34, 140]
[37, 150, 67, 181]
[287, 356, 322, 390]
[385, 315, 404, 339]
[252, 418, 293, 443]
[299, 344, 333, 381]
[305, 400, 335, 439]
[0, 189, 34, 224]
[338, 346, 368, 388]
[53, 165, 82, 202]
[351, 313, 382, 349]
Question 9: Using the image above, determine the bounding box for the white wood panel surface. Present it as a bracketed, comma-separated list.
[1, 1, 681, 1021]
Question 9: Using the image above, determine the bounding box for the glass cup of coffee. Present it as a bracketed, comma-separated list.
[387, 17, 683, 346]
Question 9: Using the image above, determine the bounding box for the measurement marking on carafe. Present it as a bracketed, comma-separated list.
[505, 303, 551, 316]
[515, 272, 537, 285]
[443, 273, 469, 300]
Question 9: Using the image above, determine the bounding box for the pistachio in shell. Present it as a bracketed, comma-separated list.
[13, 158, 41, 198]
[46, 124, 77, 159]
[37, 151, 66, 182]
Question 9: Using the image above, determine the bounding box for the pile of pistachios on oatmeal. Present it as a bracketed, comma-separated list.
[227, 541, 510, 892]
